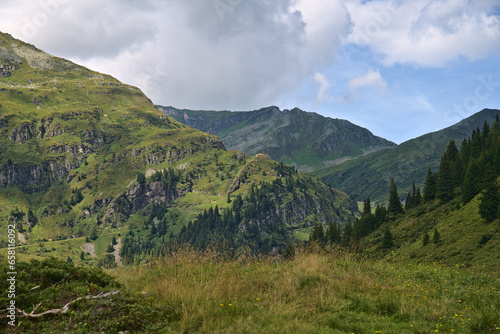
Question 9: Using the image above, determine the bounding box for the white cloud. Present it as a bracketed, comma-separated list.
[344, 0, 500, 67]
[0, 0, 352, 110]
[345, 70, 387, 101]
[313, 72, 331, 102]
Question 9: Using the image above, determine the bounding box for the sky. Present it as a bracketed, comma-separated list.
[1, 0, 500, 144]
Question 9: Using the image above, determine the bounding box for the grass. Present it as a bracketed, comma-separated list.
[111, 245, 500, 333]
[360, 195, 500, 272]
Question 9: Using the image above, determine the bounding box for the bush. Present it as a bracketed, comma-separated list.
[479, 234, 492, 245]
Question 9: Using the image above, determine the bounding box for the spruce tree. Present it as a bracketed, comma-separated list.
[437, 140, 462, 202]
[479, 184, 499, 222]
[382, 229, 394, 249]
[462, 160, 480, 203]
[137, 171, 146, 185]
[326, 222, 341, 244]
[423, 168, 437, 202]
[374, 204, 387, 228]
[342, 222, 353, 247]
[388, 179, 404, 216]
[415, 187, 422, 206]
[405, 192, 413, 211]
[363, 197, 371, 216]
[432, 229, 441, 246]
[436, 152, 454, 202]
[310, 223, 325, 245]
[422, 231, 430, 246]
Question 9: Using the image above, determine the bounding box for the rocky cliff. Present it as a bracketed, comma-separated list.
[0, 31, 359, 258]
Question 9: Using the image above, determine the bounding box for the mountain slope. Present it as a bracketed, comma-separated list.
[0, 31, 358, 263]
[313, 108, 500, 202]
[158, 105, 396, 172]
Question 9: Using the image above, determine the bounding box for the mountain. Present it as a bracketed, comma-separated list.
[0, 31, 358, 264]
[158, 105, 396, 172]
[313, 109, 500, 202]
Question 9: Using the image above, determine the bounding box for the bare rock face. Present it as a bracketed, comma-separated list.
[0, 162, 67, 193]
[9, 122, 35, 144]
[0, 63, 19, 77]
[125, 181, 178, 212]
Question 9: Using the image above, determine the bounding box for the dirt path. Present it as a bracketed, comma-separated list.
[81, 243, 96, 258]
[112, 237, 122, 266]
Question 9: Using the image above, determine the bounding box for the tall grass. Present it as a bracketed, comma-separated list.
[111, 245, 500, 333]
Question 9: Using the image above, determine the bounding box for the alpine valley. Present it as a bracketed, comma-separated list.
[0, 31, 358, 262]
[1, 31, 499, 334]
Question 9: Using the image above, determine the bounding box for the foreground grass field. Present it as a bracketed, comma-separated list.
[111, 246, 500, 334]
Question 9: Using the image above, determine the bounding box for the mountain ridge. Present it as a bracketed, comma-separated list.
[313, 108, 500, 202]
[0, 31, 358, 264]
[158, 105, 396, 172]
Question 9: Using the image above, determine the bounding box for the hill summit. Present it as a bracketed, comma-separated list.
[0, 31, 358, 265]
[158, 105, 396, 172]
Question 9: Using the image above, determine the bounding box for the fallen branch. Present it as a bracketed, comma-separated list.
[15, 290, 120, 318]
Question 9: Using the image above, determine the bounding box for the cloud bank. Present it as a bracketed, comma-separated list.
[0, 0, 351, 110]
[344, 0, 500, 67]
[0, 0, 499, 118]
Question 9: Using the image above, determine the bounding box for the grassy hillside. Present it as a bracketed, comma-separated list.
[159, 106, 396, 172]
[313, 109, 500, 203]
[0, 31, 358, 265]
[114, 248, 499, 333]
[2, 248, 498, 333]
[357, 190, 500, 271]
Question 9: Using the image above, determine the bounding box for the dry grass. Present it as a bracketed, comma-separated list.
[111, 245, 500, 333]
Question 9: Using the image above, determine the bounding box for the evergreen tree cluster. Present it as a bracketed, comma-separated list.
[177, 177, 304, 254]
[405, 183, 422, 211]
[149, 167, 182, 189]
[423, 118, 500, 221]
[306, 116, 500, 254]
[309, 221, 342, 246]
[121, 163, 339, 262]
[177, 205, 237, 251]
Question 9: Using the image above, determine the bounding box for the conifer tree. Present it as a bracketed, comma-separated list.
[388, 179, 404, 216]
[405, 191, 413, 211]
[415, 187, 422, 205]
[363, 197, 371, 216]
[432, 229, 441, 246]
[137, 171, 146, 185]
[374, 204, 387, 228]
[423, 168, 437, 202]
[422, 231, 430, 246]
[342, 222, 353, 247]
[326, 222, 341, 244]
[382, 229, 394, 249]
[310, 222, 325, 245]
[479, 184, 499, 222]
[462, 160, 480, 203]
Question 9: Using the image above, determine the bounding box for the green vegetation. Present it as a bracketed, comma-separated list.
[159, 105, 395, 172]
[0, 31, 357, 266]
[316, 117, 500, 271]
[313, 108, 500, 202]
[0, 257, 170, 333]
[1, 31, 500, 333]
[111, 247, 499, 333]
